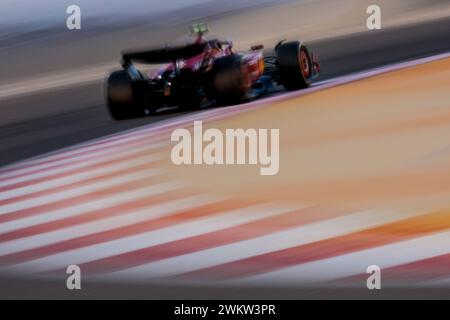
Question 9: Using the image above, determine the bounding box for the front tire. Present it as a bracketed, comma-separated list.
[277, 41, 313, 91]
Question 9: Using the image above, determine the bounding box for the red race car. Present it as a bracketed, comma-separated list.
[105, 23, 321, 120]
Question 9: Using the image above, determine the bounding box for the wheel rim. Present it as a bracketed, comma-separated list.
[299, 49, 311, 79]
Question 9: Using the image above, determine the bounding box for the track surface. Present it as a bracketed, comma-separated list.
[1, 52, 450, 299]
[0, 18, 450, 167]
[1, 18, 450, 299]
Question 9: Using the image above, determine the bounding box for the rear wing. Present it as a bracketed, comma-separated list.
[121, 43, 207, 65]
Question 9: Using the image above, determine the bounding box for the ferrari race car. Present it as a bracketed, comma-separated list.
[105, 23, 321, 120]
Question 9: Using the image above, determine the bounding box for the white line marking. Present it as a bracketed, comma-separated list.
[232, 230, 450, 287]
[0, 181, 181, 234]
[7, 204, 304, 273]
[0, 167, 166, 215]
[0, 136, 165, 181]
[0, 154, 163, 201]
[99, 209, 423, 281]
[0, 194, 221, 256]
[0, 143, 166, 188]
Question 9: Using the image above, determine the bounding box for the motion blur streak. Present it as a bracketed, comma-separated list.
[1, 0, 450, 299]
[1, 54, 450, 292]
[180, 211, 450, 281]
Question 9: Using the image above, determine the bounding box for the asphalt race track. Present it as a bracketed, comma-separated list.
[0, 17, 450, 167]
[2, 52, 450, 299]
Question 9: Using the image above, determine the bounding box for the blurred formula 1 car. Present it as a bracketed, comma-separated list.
[105, 23, 320, 120]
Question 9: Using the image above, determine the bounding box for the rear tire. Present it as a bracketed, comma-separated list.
[277, 41, 312, 91]
[105, 70, 145, 120]
[210, 55, 251, 105]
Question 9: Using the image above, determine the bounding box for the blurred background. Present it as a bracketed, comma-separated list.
[2, 0, 449, 84]
[1, 0, 450, 299]
[1, 0, 450, 166]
